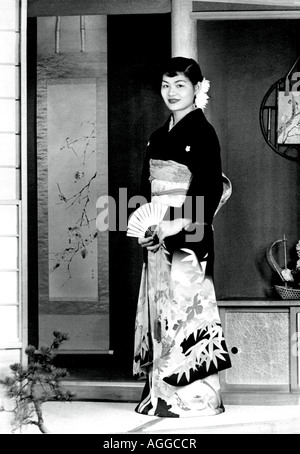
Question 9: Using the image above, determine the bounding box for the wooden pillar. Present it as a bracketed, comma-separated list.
[171, 0, 197, 60]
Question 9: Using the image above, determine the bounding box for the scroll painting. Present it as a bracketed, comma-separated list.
[47, 81, 98, 301]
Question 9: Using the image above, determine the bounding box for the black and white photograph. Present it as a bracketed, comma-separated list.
[0, 0, 300, 438]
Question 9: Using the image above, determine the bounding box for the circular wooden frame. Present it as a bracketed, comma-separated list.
[259, 77, 300, 162]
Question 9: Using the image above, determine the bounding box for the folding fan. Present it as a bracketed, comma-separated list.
[127, 202, 168, 238]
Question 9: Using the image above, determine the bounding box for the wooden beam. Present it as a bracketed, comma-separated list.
[193, 1, 300, 11]
[191, 10, 300, 19]
[192, 0, 300, 6]
[218, 300, 300, 307]
[20, 0, 29, 369]
[172, 0, 197, 59]
[27, 0, 172, 17]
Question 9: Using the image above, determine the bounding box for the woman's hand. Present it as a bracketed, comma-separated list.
[155, 218, 191, 242]
[154, 218, 191, 244]
[138, 218, 191, 253]
[138, 235, 160, 252]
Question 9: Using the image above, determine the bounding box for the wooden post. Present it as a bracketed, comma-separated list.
[171, 0, 197, 60]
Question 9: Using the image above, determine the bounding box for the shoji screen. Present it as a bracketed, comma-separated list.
[0, 0, 27, 380]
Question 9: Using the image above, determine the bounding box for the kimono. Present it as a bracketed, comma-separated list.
[133, 108, 232, 417]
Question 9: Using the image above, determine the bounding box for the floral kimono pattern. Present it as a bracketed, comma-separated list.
[133, 159, 232, 418]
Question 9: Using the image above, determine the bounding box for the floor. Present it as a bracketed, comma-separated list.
[1, 355, 300, 435]
[1, 399, 300, 434]
[0, 356, 300, 434]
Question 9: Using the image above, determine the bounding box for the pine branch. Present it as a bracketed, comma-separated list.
[0, 331, 74, 434]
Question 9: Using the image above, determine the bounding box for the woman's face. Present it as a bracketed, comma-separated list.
[161, 72, 199, 115]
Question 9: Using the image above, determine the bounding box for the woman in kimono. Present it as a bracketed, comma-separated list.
[133, 57, 232, 417]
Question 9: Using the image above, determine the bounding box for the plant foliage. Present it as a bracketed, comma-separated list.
[0, 331, 74, 433]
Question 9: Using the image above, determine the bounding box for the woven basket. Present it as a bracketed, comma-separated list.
[268, 238, 300, 300]
[275, 285, 300, 300]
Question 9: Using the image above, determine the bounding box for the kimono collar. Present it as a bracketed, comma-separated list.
[166, 108, 206, 133]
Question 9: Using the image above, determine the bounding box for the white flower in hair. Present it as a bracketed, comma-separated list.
[194, 78, 210, 110]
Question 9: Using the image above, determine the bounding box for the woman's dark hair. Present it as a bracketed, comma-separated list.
[161, 57, 203, 84]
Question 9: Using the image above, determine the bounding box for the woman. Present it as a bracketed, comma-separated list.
[133, 57, 232, 417]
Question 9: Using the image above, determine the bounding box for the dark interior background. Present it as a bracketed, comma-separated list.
[196, 19, 300, 300]
[107, 13, 171, 372]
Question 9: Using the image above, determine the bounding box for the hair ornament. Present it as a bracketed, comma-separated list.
[194, 78, 210, 110]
